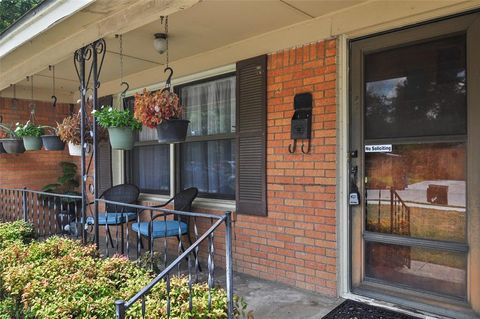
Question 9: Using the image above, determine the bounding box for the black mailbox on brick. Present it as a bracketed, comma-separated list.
[288, 92, 312, 154]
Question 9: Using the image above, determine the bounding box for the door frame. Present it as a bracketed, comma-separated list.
[348, 13, 480, 319]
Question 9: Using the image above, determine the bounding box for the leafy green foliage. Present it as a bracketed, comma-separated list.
[42, 161, 79, 194]
[0, 221, 33, 250]
[0, 0, 42, 33]
[0, 222, 245, 318]
[93, 106, 142, 131]
[14, 122, 44, 137]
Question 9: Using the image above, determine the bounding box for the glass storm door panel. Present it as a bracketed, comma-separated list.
[350, 14, 480, 318]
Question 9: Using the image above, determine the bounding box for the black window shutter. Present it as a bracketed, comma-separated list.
[236, 55, 267, 216]
[97, 95, 113, 194]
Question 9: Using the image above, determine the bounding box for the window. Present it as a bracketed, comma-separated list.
[124, 74, 236, 199]
[122, 59, 267, 213]
[124, 96, 170, 195]
[177, 74, 236, 199]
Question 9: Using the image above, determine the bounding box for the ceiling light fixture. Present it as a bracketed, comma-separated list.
[153, 33, 167, 54]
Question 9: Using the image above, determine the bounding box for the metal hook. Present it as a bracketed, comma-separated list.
[301, 140, 311, 154]
[51, 95, 57, 108]
[288, 140, 297, 153]
[120, 81, 129, 97]
[0, 115, 3, 123]
[164, 66, 173, 89]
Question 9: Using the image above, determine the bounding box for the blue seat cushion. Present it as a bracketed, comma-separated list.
[131, 220, 188, 239]
[85, 212, 137, 225]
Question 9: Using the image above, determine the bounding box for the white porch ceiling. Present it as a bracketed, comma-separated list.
[0, 0, 367, 102]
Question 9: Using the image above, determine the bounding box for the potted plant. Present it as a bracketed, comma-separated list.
[0, 124, 25, 154]
[41, 126, 65, 151]
[57, 113, 92, 156]
[14, 121, 44, 151]
[134, 89, 189, 143]
[92, 106, 142, 150]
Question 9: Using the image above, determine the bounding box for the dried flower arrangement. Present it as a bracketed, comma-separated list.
[133, 89, 183, 129]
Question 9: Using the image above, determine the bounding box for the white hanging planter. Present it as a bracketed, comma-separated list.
[68, 142, 92, 156]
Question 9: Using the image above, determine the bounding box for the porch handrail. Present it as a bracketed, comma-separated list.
[110, 204, 234, 319]
[0, 188, 82, 200]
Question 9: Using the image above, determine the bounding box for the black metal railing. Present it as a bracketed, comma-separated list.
[390, 188, 411, 236]
[93, 199, 234, 319]
[0, 188, 83, 238]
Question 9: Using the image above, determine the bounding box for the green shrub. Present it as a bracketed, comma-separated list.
[0, 221, 33, 249]
[0, 223, 241, 318]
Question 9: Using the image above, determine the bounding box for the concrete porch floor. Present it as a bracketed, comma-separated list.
[223, 272, 343, 319]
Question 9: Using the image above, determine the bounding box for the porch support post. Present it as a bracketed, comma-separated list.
[92, 41, 100, 250]
[115, 300, 126, 319]
[225, 211, 234, 319]
[79, 46, 87, 245]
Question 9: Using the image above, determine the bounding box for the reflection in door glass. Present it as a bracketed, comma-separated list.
[365, 143, 466, 242]
[365, 35, 466, 139]
[366, 242, 467, 299]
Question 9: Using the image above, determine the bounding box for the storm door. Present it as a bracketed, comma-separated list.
[350, 14, 480, 318]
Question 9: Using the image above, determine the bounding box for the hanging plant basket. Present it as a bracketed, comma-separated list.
[2, 138, 26, 154]
[68, 142, 92, 157]
[23, 136, 43, 151]
[107, 127, 135, 150]
[156, 119, 189, 144]
[41, 135, 65, 151]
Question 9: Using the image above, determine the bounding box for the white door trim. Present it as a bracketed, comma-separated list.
[336, 33, 350, 297]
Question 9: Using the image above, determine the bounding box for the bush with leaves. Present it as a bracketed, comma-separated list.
[0, 221, 248, 319]
[0, 221, 33, 250]
[93, 106, 142, 131]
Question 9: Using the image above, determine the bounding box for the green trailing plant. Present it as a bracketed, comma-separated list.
[93, 106, 142, 130]
[14, 121, 46, 137]
[42, 161, 79, 195]
[0, 222, 251, 319]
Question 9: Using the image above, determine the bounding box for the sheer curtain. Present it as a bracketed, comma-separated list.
[179, 76, 236, 198]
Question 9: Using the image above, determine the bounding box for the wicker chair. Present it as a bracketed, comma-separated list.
[131, 187, 200, 269]
[87, 184, 140, 249]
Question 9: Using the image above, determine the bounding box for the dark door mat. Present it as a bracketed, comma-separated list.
[323, 300, 419, 319]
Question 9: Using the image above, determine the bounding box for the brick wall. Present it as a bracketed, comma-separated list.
[224, 39, 337, 295]
[0, 97, 79, 190]
[157, 39, 339, 297]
